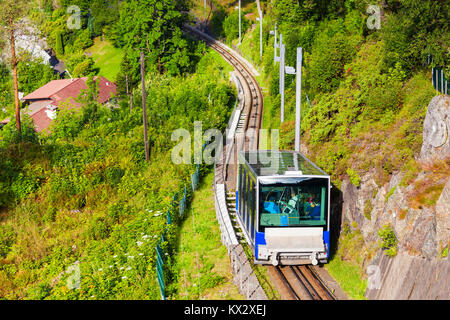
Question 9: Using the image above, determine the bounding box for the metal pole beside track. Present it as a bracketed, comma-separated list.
[279, 34, 285, 123]
[258, 8, 263, 61]
[239, 0, 241, 45]
[295, 47, 303, 152]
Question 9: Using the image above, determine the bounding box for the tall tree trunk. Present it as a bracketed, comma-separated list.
[9, 17, 20, 132]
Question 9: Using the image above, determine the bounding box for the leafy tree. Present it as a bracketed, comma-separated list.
[115, 53, 140, 97]
[66, 52, 98, 78]
[55, 30, 64, 55]
[307, 30, 356, 93]
[114, 0, 197, 76]
[16, 52, 56, 95]
[73, 28, 93, 51]
[272, 0, 331, 25]
[0, 63, 13, 115]
[381, 0, 449, 76]
[210, 5, 227, 38]
[222, 9, 250, 43]
[90, 0, 120, 37]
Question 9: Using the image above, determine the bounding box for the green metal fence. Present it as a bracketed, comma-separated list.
[432, 67, 449, 95]
[156, 238, 166, 300]
[155, 146, 206, 300]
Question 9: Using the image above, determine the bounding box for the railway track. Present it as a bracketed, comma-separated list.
[184, 25, 335, 301]
[271, 265, 335, 300]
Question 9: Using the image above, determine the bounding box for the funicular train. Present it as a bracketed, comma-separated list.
[236, 150, 331, 266]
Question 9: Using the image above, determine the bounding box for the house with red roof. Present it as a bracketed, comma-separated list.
[3, 76, 117, 133]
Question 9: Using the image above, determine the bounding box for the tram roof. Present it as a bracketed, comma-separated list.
[238, 150, 329, 177]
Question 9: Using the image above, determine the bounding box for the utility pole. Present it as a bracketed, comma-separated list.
[279, 34, 285, 123]
[282, 47, 303, 151]
[238, 0, 241, 45]
[294, 48, 302, 152]
[9, 18, 20, 132]
[256, 9, 263, 61]
[140, 51, 150, 162]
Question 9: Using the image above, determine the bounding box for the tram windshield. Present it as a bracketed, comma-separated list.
[259, 180, 327, 229]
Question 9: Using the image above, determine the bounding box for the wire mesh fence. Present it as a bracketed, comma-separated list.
[155, 147, 205, 300]
[432, 67, 449, 95]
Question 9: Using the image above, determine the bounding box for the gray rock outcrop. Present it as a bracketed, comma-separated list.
[339, 95, 449, 300]
[420, 95, 450, 161]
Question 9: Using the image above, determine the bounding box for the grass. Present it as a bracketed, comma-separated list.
[86, 38, 124, 82]
[323, 224, 372, 300]
[169, 170, 244, 300]
[325, 256, 367, 300]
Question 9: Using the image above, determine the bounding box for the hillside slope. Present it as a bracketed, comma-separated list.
[202, 0, 449, 299]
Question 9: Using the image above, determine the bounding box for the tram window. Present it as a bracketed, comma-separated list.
[242, 169, 247, 221]
[247, 179, 253, 231]
[245, 174, 251, 229]
[239, 166, 244, 218]
[259, 183, 327, 229]
[250, 181, 255, 241]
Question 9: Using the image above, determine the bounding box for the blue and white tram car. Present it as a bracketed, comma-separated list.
[236, 150, 331, 266]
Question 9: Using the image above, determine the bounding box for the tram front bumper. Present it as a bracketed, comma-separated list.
[256, 227, 327, 266]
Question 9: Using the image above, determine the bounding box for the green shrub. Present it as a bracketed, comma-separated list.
[210, 6, 227, 38]
[385, 186, 397, 203]
[0, 225, 15, 258]
[105, 167, 125, 186]
[222, 10, 250, 43]
[43, 205, 57, 223]
[363, 199, 372, 220]
[11, 173, 39, 201]
[381, 0, 449, 77]
[73, 29, 94, 51]
[0, 115, 39, 147]
[55, 31, 64, 56]
[307, 28, 357, 94]
[378, 224, 398, 257]
[442, 247, 448, 258]
[27, 282, 52, 300]
[88, 217, 112, 240]
[346, 168, 361, 187]
[107, 201, 129, 224]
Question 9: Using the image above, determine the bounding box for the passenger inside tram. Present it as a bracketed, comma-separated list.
[260, 185, 324, 227]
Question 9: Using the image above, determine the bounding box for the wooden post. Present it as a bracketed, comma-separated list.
[9, 17, 20, 132]
[140, 51, 150, 161]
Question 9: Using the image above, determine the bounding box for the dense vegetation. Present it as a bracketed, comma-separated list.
[242, 0, 447, 187]
[0, 0, 235, 299]
[0, 54, 58, 118]
[0, 0, 448, 300]
[210, 0, 447, 298]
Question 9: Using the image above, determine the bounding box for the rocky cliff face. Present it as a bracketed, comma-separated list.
[339, 95, 449, 300]
[420, 95, 450, 161]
